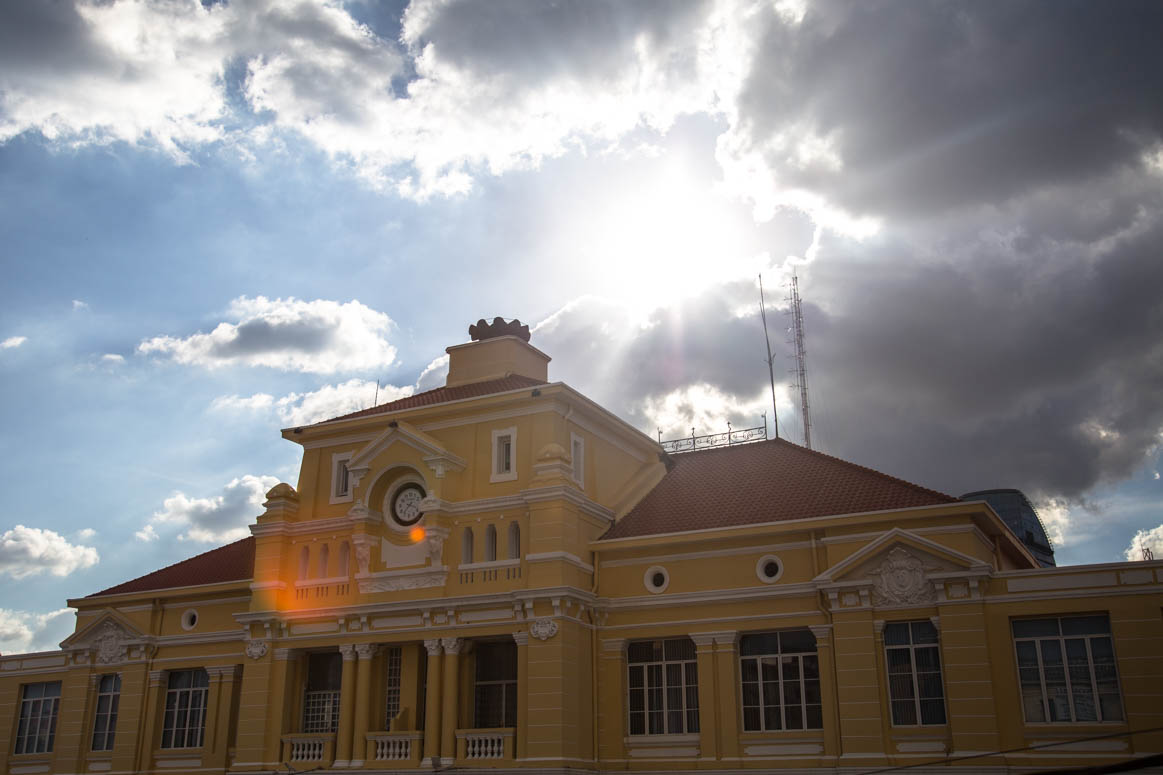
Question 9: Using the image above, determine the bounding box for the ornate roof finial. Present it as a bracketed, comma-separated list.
[468, 317, 531, 342]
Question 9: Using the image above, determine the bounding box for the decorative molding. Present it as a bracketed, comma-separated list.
[356, 566, 448, 593]
[530, 618, 558, 641]
[869, 547, 936, 606]
[274, 648, 295, 661]
[245, 640, 269, 660]
[807, 624, 833, 641]
[149, 669, 166, 687]
[424, 525, 450, 566]
[524, 551, 593, 573]
[339, 644, 357, 661]
[355, 643, 378, 660]
[441, 637, 464, 655]
[512, 631, 529, 646]
[601, 638, 627, 653]
[424, 639, 443, 656]
[352, 535, 374, 575]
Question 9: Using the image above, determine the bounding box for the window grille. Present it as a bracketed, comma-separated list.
[14, 682, 61, 755]
[884, 621, 946, 726]
[474, 641, 517, 728]
[740, 630, 821, 731]
[303, 652, 342, 733]
[384, 647, 403, 726]
[1013, 615, 1123, 723]
[627, 638, 699, 735]
[91, 674, 121, 751]
[161, 670, 209, 748]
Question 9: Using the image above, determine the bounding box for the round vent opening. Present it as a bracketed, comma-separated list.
[643, 565, 670, 594]
[756, 555, 783, 584]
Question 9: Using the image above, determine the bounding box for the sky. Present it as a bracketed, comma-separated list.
[1, 0, 1161, 654]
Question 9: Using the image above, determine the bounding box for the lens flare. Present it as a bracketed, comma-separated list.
[409, 526, 426, 542]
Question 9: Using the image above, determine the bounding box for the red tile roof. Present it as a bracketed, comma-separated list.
[88, 537, 255, 598]
[315, 375, 547, 425]
[602, 439, 957, 540]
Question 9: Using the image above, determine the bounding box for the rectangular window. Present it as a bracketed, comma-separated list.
[303, 652, 342, 733]
[14, 682, 61, 755]
[474, 641, 517, 728]
[571, 433, 585, 487]
[384, 646, 403, 726]
[740, 630, 822, 731]
[330, 452, 353, 503]
[91, 674, 121, 752]
[161, 670, 209, 749]
[1012, 615, 1123, 723]
[627, 638, 699, 736]
[490, 427, 517, 482]
[885, 621, 947, 726]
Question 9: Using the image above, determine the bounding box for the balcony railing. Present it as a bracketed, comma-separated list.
[456, 728, 515, 762]
[281, 734, 334, 764]
[366, 731, 423, 763]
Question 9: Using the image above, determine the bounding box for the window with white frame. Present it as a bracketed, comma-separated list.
[1012, 615, 1123, 723]
[490, 427, 517, 482]
[740, 630, 822, 731]
[330, 452, 353, 503]
[303, 653, 342, 733]
[14, 681, 61, 755]
[474, 640, 517, 728]
[570, 432, 584, 486]
[384, 647, 403, 726]
[884, 621, 947, 726]
[627, 638, 699, 735]
[161, 670, 209, 749]
[91, 674, 121, 752]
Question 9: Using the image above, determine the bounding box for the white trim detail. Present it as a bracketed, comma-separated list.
[756, 555, 784, 584]
[180, 610, 199, 631]
[329, 451, 354, 504]
[491, 426, 518, 483]
[644, 566, 670, 594]
[525, 551, 594, 573]
[570, 432, 585, 488]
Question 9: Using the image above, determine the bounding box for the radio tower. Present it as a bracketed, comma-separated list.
[788, 271, 813, 449]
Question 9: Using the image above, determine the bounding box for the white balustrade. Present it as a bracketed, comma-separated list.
[288, 738, 325, 762]
[463, 732, 506, 759]
[372, 735, 412, 760]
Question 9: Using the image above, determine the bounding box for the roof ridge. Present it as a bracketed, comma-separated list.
[87, 536, 254, 598]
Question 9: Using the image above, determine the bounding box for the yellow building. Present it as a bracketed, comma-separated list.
[3, 319, 1162, 775]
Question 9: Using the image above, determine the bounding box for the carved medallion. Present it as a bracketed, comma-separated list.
[245, 640, 269, 660]
[93, 621, 128, 664]
[530, 618, 558, 641]
[869, 547, 934, 606]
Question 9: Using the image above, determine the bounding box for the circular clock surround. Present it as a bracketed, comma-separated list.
[390, 482, 426, 527]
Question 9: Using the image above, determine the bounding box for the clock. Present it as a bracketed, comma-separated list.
[390, 482, 426, 526]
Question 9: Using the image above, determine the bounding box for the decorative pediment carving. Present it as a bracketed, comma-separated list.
[868, 547, 935, 606]
[62, 611, 149, 663]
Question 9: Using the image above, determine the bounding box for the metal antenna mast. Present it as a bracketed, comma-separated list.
[788, 270, 813, 449]
[758, 275, 779, 440]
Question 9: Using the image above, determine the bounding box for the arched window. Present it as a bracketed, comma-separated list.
[508, 522, 521, 560]
[485, 525, 497, 562]
[299, 546, 310, 579]
[318, 544, 329, 578]
[462, 528, 474, 565]
[338, 542, 350, 576]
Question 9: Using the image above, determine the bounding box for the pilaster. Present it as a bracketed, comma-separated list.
[439, 638, 463, 766]
[334, 645, 358, 766]
[690, 633, 720, 760]
[422, 639, 443, 764]
[597, 638, 627, 762]
[711, 632, 740, 760]
[513, 632, 529, 760]
[205, 665, 239, 770]
[809, 624, 840, 758]
[351, 644, 378, 766]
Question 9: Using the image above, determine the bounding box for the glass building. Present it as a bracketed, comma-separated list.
[960, 488, 1056, 567]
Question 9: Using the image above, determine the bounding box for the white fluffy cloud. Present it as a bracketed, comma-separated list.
[1125, 524, 1163, 562]
[138, 296, 397, 374]
[140, 474, 280, 543]
[0, 608, 76, 655]
[212, 379, 414, 427]
[1, 336, 27, 349]
[0, 525, 99, 579]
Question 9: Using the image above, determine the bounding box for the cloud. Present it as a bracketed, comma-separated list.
[1, 336, 27, 349]
[212, 379, 414, 427]
[140, 474, 279, 543]
[76, 528, 96, 540]
[1124, 524, 1163, 562]
[0, 608, 75, 654]
[0, 525, 99, 579]
[100, 353, 124, 364]
[138, 296, 397, 374]
[72, 299, 88, 310]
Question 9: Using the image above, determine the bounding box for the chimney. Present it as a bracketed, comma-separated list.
[445, 317, 551, 387]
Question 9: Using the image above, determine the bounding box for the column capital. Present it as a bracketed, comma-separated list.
[512, 631, 529, 646]
[601, 638, 627, 653]
[712, 630, 739, 648]
[339, 644, 357, 661]
[808, 624, 833, 642]
[873, 619, 886, 636]
[424, 638, 444, 656]
[274, 647, 295, 661]
[149, 669, 166, 687]
[355, 643, 379, 661]
[929, 615, 941, 632]
[441, 637, 464, 655]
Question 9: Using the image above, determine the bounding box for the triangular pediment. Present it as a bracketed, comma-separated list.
[348, 420, 466, 483]
[60, 609, 149, 659]
[815, 528, 987, 584]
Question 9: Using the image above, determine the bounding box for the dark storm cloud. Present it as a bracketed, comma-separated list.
[737, 0, 1163, 218]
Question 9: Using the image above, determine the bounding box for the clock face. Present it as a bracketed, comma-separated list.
[391, 483, 426, 526]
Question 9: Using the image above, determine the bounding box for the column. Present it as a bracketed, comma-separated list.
[264, 649, 294, 764]
[809, 624, 841, 758]
[205, 665, 239, 770]
[439, 638, 463, 766]
[712, 632, 741, 761]
[422, 639, 443, 765]
[351, 644, 378, 767]
[512, 632, 529, 760]
[335, 645, 358, 766]
[597, 639, 627, 762]
[137, 670, 166, 768]
[690, 633, 719, 760]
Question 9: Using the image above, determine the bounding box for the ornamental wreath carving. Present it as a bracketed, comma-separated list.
[93, 621, 128, 664]
[530, 618, 558, 641]
[869, 547, 934, 606]
[245, 640, 269, 660]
